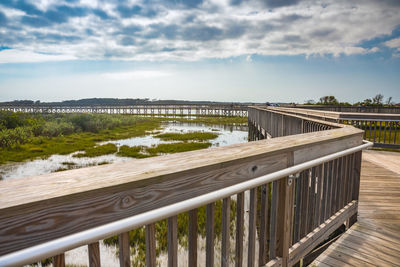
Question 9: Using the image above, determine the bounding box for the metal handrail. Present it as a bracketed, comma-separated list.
[0, 141, 373, 266]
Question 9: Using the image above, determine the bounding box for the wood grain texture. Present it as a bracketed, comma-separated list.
[188, 209, 198, 267]
[88, 242, 100, 267]
[247, 188, 257, 267]
[235, 192, 244, 267]
[206, 202, 215, 267]
[53, 253, 65, 267]
[146, 224, 156, 267]
[259, 184, 269, 265]
[312, 157, 400, 266]
[221, 197, 230, 267]
[118, 232, 131, 267]
[168, 216, 178, 267]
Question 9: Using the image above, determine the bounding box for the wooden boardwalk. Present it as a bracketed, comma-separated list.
[312, 151, 400, 266]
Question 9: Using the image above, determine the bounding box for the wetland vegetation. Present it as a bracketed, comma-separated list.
[0, 111, 247, 166]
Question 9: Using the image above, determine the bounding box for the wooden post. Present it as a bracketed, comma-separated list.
[53, 254, 65, 267]
[146, 224, 156, 267]
[168, 216, 178, 267]
[235, 192, 244, 267]
[88, 242, 101, 267]
[118, 232, 131, 267]
[206, 203, 215, 267]
[188, 209, 198, 267]
[276, 152, 294, 267]
[221, 197, 231, 267]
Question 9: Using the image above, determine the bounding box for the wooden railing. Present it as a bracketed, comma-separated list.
[0, 107, 366, 267]
[284, 104, 400, 114]
[267, 106, 400, 148]
[0, 104, 248, 117]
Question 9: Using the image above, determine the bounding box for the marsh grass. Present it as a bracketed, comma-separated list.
[117, 145, 151, 158]
[104, 199, 237, 267]
[0, 118, 162, 164]
[73, 144, 118, 158]
[146, 142, 212, 155]
[155, 132, 218, 141]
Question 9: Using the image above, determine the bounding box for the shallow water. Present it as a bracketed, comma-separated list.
[0, 121, 248, 180]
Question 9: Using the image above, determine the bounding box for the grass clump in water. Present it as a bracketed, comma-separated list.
[155, 132, 218, 141]
[73, 143, 117, 158]
[146, 142, 211, 155]
[117, 145, 151, 158]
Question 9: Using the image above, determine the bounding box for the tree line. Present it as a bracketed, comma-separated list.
[305, 94, 397, 106]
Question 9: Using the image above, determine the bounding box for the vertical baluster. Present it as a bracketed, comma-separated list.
[373, 121, 377, 143]
[349, 151, 362, 226]
[314, 165, 323, 228]
[276, 175, 294, 267]
[88, 242, 101, 267]
[293, 177, 302, 243]
[269, 181, 278, 260]
[248, 188, 257, 267]
[383, 121, 387, 143]
[188, 209, 198, 267]
[341, 156, 348, 209]
[389, 122, 393, 144]
[300, 171, 309, 239]
[368, 121, 372, 141]
[259, 184, 269, 265]
[168, 216, 178, 267]
[235, 192, 244, 267]
[320, 162, 328, 224]
[378, 121, 382, 143]
[206, 203, 215, 267]
[53, 254, 65, 267]
[331, 159, 338, 215]
[119, 232, 131, 267]
[146, 224, 156, 267]
[307, 168, 316, 233]
[394, 122, 398, 144]
[222, 198, 231, 267]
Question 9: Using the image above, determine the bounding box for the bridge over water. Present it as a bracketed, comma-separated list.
[0, 106, 399, 266]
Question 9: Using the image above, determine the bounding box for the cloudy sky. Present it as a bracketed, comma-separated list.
[0, 0, 399, 103]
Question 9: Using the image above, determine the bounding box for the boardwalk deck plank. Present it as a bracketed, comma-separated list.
[312, 156, 400, 267]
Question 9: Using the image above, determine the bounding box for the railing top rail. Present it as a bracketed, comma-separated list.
[268, 106, 400, 121]
[249, 106, 346, 128]
[0, 126, 362, 211]
[0, 140, 373, 266]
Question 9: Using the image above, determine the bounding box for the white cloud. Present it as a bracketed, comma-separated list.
[0, 49, 77, 64]
[384, 38, 400, 50]
[1, 0, 400, 62]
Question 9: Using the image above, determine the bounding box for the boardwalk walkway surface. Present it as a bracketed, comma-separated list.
[312, 150, 400, 267]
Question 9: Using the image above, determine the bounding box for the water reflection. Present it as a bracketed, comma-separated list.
[0, 122, 248, 180]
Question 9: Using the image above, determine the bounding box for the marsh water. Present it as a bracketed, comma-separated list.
[1, 120, 249, 266]
[0, 121, 248, 180]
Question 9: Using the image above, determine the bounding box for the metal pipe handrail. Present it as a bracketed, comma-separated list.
[0, 141, 373, 266]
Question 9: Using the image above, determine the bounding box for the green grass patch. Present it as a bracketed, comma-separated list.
[155, 132, 218, 141]
[117, 145, 151, 158]
[0, 117, 162, 164]
[146, 142, 211, 155]
[73, 143, 118, 158]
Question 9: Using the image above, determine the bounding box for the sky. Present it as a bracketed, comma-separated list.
[0, 0, 399, 104]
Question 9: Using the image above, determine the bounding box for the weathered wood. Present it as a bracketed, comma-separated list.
[248, 188, 257, 267]
[53, 254, 65, 267]
[259, 184, 269, 265]
[188, 209, 198, 267]
[88, 242, 101, 267]
[276, 175, 293, 267]
[146, 224, 156, 267]
[168, 216, 178, 267]
[288, 201, 358, 266]
[206, 203, 215, 267]
[221, 197, 230, 267]
[293, 177, 302, 244]
[269, 181, 278, 260]
[118, 232, 131, 267]
[235, 192, 244, 267]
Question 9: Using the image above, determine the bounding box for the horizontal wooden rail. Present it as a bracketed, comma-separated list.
[0, 106, 368, 267]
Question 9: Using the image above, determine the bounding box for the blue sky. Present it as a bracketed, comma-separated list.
[0, 0, 399, 103]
